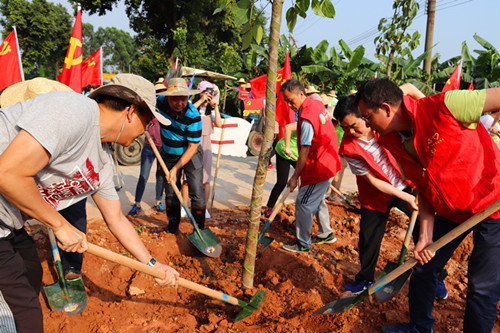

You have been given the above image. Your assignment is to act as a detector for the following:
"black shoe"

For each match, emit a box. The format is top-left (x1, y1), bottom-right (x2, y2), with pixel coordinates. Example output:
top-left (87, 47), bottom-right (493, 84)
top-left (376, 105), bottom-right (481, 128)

top-left (311, 233), bottom-right (337, 244)
top-left (64, 267), bottom-right (82, 280)
top-left (282, 242), bottom-right (309, 253)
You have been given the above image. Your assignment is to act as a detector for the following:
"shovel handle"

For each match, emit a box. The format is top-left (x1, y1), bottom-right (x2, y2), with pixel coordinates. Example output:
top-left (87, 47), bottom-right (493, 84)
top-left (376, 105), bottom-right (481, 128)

top-left (86, 243), bottom-right (240, 306)
top-left (209, 117), bottom-right (227, 213)
top-left (398, 210), bottom-right (418, 265)
top-left (370, 198), bottom-right (500, 295)
top-left (268, 187), bottom-right (292, 222)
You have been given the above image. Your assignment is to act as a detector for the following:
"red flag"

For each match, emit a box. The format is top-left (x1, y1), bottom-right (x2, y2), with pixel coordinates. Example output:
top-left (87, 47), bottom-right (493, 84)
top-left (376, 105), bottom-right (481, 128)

top-left (243, 97), bottom-right (265, 117)
top-left (82, 47), bottom-right (103, 87)
top-left (468, 81), bottom-right (474, 90)
top-left (0, 27), bottom-right (24, 92)
top-left (249, 73), bottom-right (267, 99)
top-left (58, 8), bottom-right (83, 93)
top-left (276, 49), bottom-right (294, 139)
top-left (441, 59), bottom-right (462, 93)
top-left (171, 57), bottom-right (179, 69)
top-left (372, 71), bottom-right (378, 80)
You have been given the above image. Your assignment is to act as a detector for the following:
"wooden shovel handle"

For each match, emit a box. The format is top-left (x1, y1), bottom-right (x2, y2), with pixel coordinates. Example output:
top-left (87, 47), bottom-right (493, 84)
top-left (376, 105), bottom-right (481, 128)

top-left (86, 243), bottom-right (239, 306)
top-left (403, 210), bottom-right (418, 249)
top-left (370, 198), bottom-right (500, 295)
top-left (268, 187), bottom-right (292, 222)
top-left (209, 117), bottom-right (227, 212)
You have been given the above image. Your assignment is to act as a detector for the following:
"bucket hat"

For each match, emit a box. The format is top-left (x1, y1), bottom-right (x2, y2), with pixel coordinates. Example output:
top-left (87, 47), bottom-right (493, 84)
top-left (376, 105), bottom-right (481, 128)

top-left (305, 85), bottom-right (320, 95)
top-left (0, 78), bottom-right (73, 108)
top-left (157, 78), bottom-right (202, 96)
top-left (89, 73), bottom-right (171, 126)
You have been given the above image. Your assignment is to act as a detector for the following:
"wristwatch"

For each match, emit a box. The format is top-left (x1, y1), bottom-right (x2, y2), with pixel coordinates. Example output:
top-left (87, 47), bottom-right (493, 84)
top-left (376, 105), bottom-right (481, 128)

top-left (147, 257), bottom-right (157, 267)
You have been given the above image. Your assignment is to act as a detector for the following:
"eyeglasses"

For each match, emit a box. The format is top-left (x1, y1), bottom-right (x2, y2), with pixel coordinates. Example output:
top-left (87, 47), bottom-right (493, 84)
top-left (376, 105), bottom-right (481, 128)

top-left (361, 101), bottom-right (391, 122)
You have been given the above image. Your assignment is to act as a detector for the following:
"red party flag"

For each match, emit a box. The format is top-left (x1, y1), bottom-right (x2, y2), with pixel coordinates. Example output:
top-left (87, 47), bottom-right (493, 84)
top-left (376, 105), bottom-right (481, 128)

top-left (0, 27), bottom-right (24, 92)
top-left (82, 47), bottom-right (103, 87)
top-left (58, 8), bottom-right (83, 93)
top-left (468, 81), bottom-right (474, 90)
top-left (441, 59), bottom-right (462, 93)
top-left (171, 57), bottom-right (179, 69)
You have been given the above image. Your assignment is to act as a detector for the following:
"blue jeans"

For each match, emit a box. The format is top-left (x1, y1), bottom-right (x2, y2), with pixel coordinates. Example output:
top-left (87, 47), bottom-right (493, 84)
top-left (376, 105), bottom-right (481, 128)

top-left (134, 144), bottom-right (165, 203)
top-left (409, 215), bottom-right (500, 333)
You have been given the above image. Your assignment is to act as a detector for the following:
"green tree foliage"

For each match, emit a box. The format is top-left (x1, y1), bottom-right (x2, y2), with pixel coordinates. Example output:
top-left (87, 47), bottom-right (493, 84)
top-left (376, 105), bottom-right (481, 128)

top-left (374, 0), bottom-right (420, 79)
top-left (0, 0), bottom-right (72, 78)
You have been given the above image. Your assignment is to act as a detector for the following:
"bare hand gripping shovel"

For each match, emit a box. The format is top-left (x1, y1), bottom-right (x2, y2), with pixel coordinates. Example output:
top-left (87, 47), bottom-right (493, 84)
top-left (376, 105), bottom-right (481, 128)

top-left (86, 243), bottom-right (266, 322)
top-left (43, 228), bottom-right (88, 314)
top-left (145, 132), bottom-right (222, 258)
top-left (375, 210), bottom-right (418, 302)
top-left (257, 187), bottom-right (292, 249)
top-left (315, 198), bottom-right (500, 315)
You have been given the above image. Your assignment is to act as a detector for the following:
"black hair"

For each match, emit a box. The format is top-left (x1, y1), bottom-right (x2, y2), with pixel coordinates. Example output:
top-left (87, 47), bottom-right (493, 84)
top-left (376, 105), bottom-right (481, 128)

top-left (192, 89), bottom-right (214, 115)
top-left (354, 78), bottom-right (403, 108)
top-left (94, 95), bottom-right (149, 118)
top-left (334, 95), bottom-right (361, 122)
top-left (280, 79), bottom-right (306, 94)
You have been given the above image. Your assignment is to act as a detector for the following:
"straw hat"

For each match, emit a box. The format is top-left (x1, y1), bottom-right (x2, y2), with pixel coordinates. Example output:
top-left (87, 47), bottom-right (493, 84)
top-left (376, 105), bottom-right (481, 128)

top-left (349, 89), bottom-right (357, 95)
top-left (242, 83), bottom-right (251, 89)
top-left (0, 78), bottom-right (73, 108)
top-left (157, 77), bottom-right (202, 96)
top-left (154, 77), bottom-right (167, 93)
top-left (237, 78), bottom-right (247, 84)
top-left (320, 93), bottom-right (334, 106)
top-left (89, 73), bottom-right (171, 126)
top-left (305, 85), bottom-right (320, 95)
top-left (328, 90), bottom-right (337, 97)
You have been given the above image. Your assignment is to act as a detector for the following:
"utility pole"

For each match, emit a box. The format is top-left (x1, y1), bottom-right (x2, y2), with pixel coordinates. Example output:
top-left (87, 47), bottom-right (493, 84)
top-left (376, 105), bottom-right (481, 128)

top-left (423, 0), bottom-right (436, 75)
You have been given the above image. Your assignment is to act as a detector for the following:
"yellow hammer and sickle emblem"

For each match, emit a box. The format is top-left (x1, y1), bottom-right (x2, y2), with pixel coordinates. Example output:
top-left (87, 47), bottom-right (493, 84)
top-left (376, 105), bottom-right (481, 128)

top-left (246, 101), bottom-right (251, 106)
top-left (0, 41), bottom-right (12, 56)
top-left (64, 37), bottom-right (82, 69)
top-left (277, 73), bottom-right (284, 84)
top-left (88, 56), bottom-right (95, 66)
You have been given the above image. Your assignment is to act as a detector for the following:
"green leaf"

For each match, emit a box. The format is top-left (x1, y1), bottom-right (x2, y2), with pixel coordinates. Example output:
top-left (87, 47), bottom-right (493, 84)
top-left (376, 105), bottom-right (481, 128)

top-left (296, 0), bottom-right (310, 18)
top-left (474, 34), bottom-right (499, 54)
top-left (311, 0), bottom-right (322, 16)
top-left (286, 7), bottom-right (298, 32)
top-left (301, 64), bottom-right (332, 74)
top-left (338, 39), bottom-right (352, 58)
top-left (253, 24), bottom-right (264, 45)
top-left (346, 45), bottom-right (365, 73)
top-left (403, 49), bottom-right (431, 75)
top-left (251, 44), bottom-right (268, 59)
top-left (213, 0), bottom-right (228, 15)
top-left (320, 0), bottom-right (335, 18)
top-left (313, 40), bottom-right (329, 62)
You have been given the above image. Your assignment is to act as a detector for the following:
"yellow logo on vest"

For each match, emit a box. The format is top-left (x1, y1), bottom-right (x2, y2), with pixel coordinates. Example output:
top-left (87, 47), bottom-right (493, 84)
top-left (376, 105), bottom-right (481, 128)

top-left (427, 132), bottom-right (444, 154)
top-left (0, 41), bottom-right (12, 56)
top-left (63, 37), bottom-right (82, 69)
top-left (319, 113), bottom-right (326, 124)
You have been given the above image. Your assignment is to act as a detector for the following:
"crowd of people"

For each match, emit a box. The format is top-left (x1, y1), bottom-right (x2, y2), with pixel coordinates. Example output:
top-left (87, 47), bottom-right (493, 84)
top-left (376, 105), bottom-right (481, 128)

top-left (0, 72), bottom-right (499, 333)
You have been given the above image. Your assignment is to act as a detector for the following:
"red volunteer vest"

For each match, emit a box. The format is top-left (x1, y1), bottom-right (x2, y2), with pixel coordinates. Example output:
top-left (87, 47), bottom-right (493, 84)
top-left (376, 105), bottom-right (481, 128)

top-left (340, 131), bottom-right (412, 212)
top-left (379, 94), bottom-right (500, 223)
top-left (297, 97), bottom-right (341, 186)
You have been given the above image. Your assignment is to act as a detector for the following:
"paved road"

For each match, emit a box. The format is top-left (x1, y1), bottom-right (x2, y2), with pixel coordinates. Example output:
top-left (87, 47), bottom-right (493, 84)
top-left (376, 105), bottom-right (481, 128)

top-left (86, 154), bottom-right (357, 220)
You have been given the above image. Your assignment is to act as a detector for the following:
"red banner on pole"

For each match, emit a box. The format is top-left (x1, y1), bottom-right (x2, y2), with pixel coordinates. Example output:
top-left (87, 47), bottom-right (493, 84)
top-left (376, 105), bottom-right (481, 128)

top-left (441, 59), bottom-right (462, 93)
top-left (0, 27), bottom-right (24, 92)
top-left (243, 97), bottom-right (265, 117)
top-left (58, 8), bottom-right (83, 93)
top-left (82, 47), bottom-right (103, 87)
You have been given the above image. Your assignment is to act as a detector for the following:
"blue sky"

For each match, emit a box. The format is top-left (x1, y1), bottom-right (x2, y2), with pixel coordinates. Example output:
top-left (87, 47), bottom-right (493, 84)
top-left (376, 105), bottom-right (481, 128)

top-left (56, 0), bottom-right (499, 63)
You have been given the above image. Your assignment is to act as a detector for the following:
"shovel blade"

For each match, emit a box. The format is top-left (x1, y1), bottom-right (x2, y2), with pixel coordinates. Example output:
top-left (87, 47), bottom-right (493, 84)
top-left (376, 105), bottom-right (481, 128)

top-left (378, 261), bottom-right (399, 280)
top-left (43, 277), bottom-right (88, 314)
top-left (187, 228), bottom-right (222, 257)
top-left (234, 289), bottom-right (267, 323)
top-left (375, 268), bottom-right (413, 303)
top-left (314, 296), bottom-right (357, 315)
top-left (258, 236), bottom-right (274, 249)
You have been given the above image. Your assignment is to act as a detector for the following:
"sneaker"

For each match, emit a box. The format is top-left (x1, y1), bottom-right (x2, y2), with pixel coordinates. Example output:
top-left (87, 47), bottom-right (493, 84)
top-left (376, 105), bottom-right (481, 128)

top-left (153, 203), bottom-right (165, 212)
top-left (205, 210), bottom-right (211, 219)
top-left (381, 322), bottom-right (424, 333)
top-left (435, 280), bottom-right (448, 300)
top-left (127, 204), bottom-right (142, 216)
top-left (282, 242), bottom-right (309, 253)
top-left (344, 279), bottom-right (375, 294)
top-left (312, 233), bottom-right (337, 244)
top-left (263, 207), bottom-right (273, 218)
top-left (64, 268), bottom-right (82, 280)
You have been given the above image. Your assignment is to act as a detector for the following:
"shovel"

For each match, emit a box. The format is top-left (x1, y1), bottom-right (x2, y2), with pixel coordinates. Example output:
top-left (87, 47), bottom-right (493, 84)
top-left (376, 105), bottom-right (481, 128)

top-left (145, 132), bottom-right (222, 258)
top-left (257, 187), bottom-right (292, 249)
top-left (329, 185), bottom-right (356, 208)
top-left (315, 198), bottom-right (500, 315)
top-left (86, 243), bottom-right (266, 322)
top-left (43, 228), bottom-right (87, 314)
top-left (375, 210), bottom-right (418, 302)
top-left (209, 117), bottom-right (227, 215)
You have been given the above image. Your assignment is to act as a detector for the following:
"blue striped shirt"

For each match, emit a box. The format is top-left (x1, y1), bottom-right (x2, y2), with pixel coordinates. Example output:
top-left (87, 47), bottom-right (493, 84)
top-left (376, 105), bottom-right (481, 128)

top-left (156, 96), bottom-right (202, 156)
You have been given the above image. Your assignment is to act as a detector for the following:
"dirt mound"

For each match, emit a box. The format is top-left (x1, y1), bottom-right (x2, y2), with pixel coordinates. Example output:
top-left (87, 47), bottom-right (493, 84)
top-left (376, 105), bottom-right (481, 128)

top-left (31, 199), bottom-right (499, 332)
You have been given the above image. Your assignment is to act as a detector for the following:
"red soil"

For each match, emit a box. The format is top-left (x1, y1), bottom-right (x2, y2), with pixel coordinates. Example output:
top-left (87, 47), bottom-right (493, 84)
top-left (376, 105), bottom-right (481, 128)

top-left (30, 197), bottom-right (500, 332)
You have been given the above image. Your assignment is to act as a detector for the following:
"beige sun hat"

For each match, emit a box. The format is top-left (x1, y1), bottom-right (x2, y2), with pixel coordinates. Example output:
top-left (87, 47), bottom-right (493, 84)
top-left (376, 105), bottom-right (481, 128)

top-left (237, 78), bottom-right (247, 84)
top-left (320, 93), bottom-right (334, 106)
top-left (305, 85), bottom-right (320, 95)
top-left (89, 73), bottom-right (171, 126)
top-left (157, 77), bottom-right (202, 97)
top-left (154, 77), bottom-right (167, 93)
top-left (0, 78), bottom-right (73, 108)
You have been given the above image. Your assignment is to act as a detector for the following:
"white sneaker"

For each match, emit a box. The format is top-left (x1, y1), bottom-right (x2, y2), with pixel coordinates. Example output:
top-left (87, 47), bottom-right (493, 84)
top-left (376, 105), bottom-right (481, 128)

top-left (205, 210), bottom-right (211, 219)
top-left (181, 209), bottom-right (187, 218)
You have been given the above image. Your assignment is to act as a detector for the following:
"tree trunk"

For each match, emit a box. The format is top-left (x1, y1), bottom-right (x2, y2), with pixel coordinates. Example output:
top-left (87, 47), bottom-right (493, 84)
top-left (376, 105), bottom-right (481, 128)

top-left (241, 0), bottom-right (284, 290)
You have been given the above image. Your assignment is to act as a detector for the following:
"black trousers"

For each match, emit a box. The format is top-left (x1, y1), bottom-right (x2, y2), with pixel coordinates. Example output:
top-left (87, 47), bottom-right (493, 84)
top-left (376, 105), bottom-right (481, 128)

top-left (266, 153), bottom-right (296, 208)
top-left (0, 228), bottom-right (43, 332)
top-left (59, 198), bottom-right (87, 271)
top-left (356, 186), bottom-right (415, 282)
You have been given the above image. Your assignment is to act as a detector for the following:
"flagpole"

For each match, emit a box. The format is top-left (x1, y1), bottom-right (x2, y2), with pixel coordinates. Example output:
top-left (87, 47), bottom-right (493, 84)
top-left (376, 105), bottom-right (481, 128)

top-left (99, 47), bottom-right (103, 86)
top-left (12, 26), bottom-right (24, 81)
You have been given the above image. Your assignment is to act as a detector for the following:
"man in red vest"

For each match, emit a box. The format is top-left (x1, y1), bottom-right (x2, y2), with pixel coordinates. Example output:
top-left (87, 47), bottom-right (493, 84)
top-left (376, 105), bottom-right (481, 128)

top-left (280, 79), bottom-right (341, 252)
top-left (355, 78), bottom-right (500, 333)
